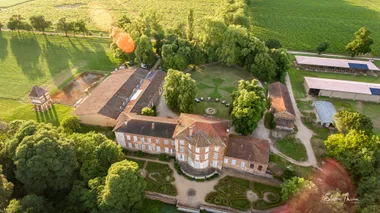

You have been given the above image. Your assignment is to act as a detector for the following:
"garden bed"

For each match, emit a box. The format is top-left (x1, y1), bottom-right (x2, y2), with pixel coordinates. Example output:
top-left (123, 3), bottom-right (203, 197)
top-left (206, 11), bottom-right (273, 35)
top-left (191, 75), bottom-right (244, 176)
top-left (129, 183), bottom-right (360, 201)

top-left (145, 162), bottom-right (177, 196)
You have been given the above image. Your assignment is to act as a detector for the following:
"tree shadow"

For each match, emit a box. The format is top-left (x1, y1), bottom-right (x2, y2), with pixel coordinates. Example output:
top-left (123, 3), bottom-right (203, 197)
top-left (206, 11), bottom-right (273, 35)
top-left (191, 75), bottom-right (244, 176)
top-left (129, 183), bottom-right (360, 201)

top-left (0, 32), bottom-right (8, 61)
top-left (37, 105), bottom-right (59, 126)
top-left (10, 34), bottom-right (43, 80)
top-left (42, 38), bottom-right (71, 83)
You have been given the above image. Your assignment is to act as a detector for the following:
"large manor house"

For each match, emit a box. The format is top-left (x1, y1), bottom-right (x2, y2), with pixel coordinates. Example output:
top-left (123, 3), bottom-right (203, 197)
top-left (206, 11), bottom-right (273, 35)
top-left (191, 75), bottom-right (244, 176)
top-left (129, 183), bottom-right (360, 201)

top-left (73, 67), bottom-right (272, 178)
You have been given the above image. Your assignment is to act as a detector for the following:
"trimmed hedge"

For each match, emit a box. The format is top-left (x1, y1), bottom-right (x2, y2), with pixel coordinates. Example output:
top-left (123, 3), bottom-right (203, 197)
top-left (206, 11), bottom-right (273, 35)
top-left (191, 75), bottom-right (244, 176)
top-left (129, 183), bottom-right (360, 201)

top-left (145, 162), bottom-right (177, 196)
top-left (264, 111), bottom-right (276, 129)
top-left (231, 199), bottom-right (251, 211)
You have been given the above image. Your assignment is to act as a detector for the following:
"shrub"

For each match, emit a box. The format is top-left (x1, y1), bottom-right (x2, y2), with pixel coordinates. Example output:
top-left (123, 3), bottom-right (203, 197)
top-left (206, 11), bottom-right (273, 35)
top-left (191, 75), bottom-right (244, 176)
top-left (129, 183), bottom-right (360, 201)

top-left (264, 112), bottom-right (276, 129)
top-left (136, 150), bottom-right (144, 157)
top-left (159, 154), bottom-right (170, 162)
top-left (265, 39), bottom-right (282, 49)
top-left (231, 199), bottom-right (250, 210)
top-left (61, 116), bottom-right (81, 133)
top-left (266, 193), bottom-right (278, 203)
top-left (141, 106), bottom-right (156, 116)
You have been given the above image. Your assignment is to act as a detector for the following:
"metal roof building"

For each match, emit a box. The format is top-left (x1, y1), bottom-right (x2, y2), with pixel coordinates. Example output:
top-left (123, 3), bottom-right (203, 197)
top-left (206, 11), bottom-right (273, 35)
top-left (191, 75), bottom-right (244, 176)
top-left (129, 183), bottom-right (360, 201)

top-left (296, 56), bottom-right (380, 71)
top-left (304, 77), bottom-right (380, 103)
top-left (314, 101), bottom-right (337, 127)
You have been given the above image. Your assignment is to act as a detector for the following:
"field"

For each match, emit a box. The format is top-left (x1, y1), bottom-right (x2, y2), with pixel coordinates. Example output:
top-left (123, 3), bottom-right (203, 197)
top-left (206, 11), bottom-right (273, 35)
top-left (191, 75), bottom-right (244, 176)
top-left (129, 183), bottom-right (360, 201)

top-left (249, 0), bottom-right (380, 54)
top-left (0, 31), bottom-right (116, 124)
top-left (0, 0), bottom-right (31, 7)
top-left (288, 67), bottom-right (380, 134)
top-left (0, 0), bottom-right (224, 32)
top-left (190, 64), bottom-right (252, 119)
top-left (276, 135), bottom-right (307, 161)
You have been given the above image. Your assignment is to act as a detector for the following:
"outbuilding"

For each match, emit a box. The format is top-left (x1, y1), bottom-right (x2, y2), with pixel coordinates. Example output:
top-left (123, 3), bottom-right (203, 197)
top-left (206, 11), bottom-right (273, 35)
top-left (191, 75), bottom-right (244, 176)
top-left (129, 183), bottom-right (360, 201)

top-left (313, 101), bottom-right (337, 127)
top-left (304, 77), bottom-right (380, 103)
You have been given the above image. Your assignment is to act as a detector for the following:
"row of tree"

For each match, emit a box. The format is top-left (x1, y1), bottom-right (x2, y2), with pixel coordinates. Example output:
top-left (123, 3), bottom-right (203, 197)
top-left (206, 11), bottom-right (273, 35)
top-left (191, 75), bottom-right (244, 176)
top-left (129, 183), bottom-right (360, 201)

top-left (4, 14), bottom-right (88, 36)
top-left (0, 118), bottom-right (145, 213)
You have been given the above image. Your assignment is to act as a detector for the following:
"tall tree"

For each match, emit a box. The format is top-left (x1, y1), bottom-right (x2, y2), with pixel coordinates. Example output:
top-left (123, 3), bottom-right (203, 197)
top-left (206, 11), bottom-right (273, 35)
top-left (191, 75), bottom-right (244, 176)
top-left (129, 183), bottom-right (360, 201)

top-left (11, 122), bottom-right (78, 194)
top-left (55, 18), bottom-right (74, 36)
top-left (7, 15), bottom-right (25, 32)
top-left (163, 69), bottom-right (197, 113)
top-left (346, 27), bottom-right (374, 57)
top-left (250, 52), bottom-right (276, 82)
top-left (61, 116), bottom-right (81, 134)
top-left (74, 20), bottom-right (88, 36)
top-left (0, 165), bottom-right (13, 209)
top-left (281, 176), bottom-right (317, 201)
top-left (5, 194), bottom-right (53, 213)
top-left (98, 160), bottom-right (145, 213)
top-left (333, 110), bottom-right (373, 134)
top-left (231, 79), bottom-right (266, 135)
top-left (29, 15), bottom-right (51, 33)
top-left (316, 42), bottom-right (329, 55)
top-left (186, 9), bottom-right (194, 41)
top-left (269, 48), bottom-right (291, 81)
top-left (162, 39), bottom-right (192, 70)
top-left (134, 34), bottom-right (156, 66)
top-left (218, 25), bottom-right (249, 66)
top-left (199, 18), bottom-right (227, 61)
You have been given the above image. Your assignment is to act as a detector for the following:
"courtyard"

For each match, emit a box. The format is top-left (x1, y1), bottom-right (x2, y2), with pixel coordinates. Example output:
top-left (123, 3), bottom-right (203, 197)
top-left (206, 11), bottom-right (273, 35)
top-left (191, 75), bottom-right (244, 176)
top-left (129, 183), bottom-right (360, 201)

top-left (190, 64), bottom-right (253, 119)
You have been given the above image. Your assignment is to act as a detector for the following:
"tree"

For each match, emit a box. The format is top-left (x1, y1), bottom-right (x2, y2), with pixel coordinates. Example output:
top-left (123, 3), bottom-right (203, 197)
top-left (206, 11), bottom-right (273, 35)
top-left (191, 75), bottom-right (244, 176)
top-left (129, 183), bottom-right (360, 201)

top-left (0, 22), bottom-right (4, 32)
top-left (98, 160), bottom-right (145, 213)
top-left (162, 39), bottom-right (192, 70)
top-left (269, 48), bottom-right (290, 81)
top-left (199, 18), bottom-right (227, 61)
top-left (231, 80), bottom-right (266, 135)
top-left (7, 15), bottom-right (25, 32)
top-left (164, 69), bottom-right (197, 113)
top-left (12, 122), bottom-right (78, 194)
top-left (5, 194), bottom-right (53, 213)
top-left (316, 42), bottom-right (329, 55)
top-left (281, 176), bottom-right (317, 201)
top-left (0, 165), bottom-right (13, 209)
top-left (346, 27), bottom-right (374, 57)
top-left (29, 15), bottom-right (51, 33)
top-left (222, 0), bottom-right (249, 28)
top-left (61, 116), bottom-right (81, 134)
top-left (333, 110), bottom-right (373, 134)
top-left (134, 34), bottom-right (156, 66)
top-left (117, 15), bottom-right (131, 29)
top-left (55, 18), bottom-right (74, 36)
top-left (141, 107), bottom-right (156, 116)
top-left (250, 52), bottom-right (276, 82)
top-left (186, 9), bottom-right (194, 41)
top-left (265, 39), bottom-right (282, 49)
top-left (74, 20), bottom-right (88, 36)
top-left (218, 25), bottom-right (249, 66)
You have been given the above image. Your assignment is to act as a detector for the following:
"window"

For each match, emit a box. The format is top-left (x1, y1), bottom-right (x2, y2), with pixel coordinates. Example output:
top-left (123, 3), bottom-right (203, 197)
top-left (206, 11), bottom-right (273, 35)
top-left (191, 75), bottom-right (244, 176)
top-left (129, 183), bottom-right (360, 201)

top-left (224, 158), bottom-right (228, 164)
top-left (250, 163), bottom-right (254, 168)
top-left (172, 140), bottom-right (175, 146)
top-left (165, 147), bottom-right (169, 153)
top-left (214, 146), bottom-right (220, 152)
top-left (241, 162), bottom-right (245, 168)
top-left (142, 145), bottom-right (146, 150)
top-left (180, 147), bottom-right (185, 152)
top-left (180, 140), bottom-right (185, 145)
top-left (128, 143), bottom-right (132, 148)
top-left (155, 138), bottom-right (160, 144)
top-left (213, 153), bottom-right (218, 159)
top-left (171, 148), bottom-right (175, 154)
top-left (195, 154), bottom-right (199, 160)
top-left (149, 145), bottom-right (153, 151)
top-left (141, 137), bottom-right (145, 142)
top-left (205, 153), bottom-right (208, 160)
top-left (258, 165), bottom-right (263, 171)
top-left (147, 138), bottom-right (151, 143)
top-left (194, 162), bottom-right (200, 169)
top-left (195, 148), bottom-right (200, 153)
top-left (156, 147), bottom-right (161, 152)
top-left (188, 144), bottom-right (192, 149)
top-left (133, 136), bottom-right (137, 142)
top-left (134, 144), bottom-right (139, 149)
top-left (212, 160), bottom-right (218, 168)
top-left (164, 140), bottom-right (169, 145)
top-left (232, 160), bottom-right (236, 165)
top-left (126, 135), bottom-right (131, 140)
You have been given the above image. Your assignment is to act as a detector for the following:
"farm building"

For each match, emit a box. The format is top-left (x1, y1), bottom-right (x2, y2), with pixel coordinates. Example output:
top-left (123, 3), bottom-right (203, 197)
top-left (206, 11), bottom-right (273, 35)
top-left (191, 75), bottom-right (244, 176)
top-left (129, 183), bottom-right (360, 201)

top-left (295, 56), bottom-right (380, 72)
top-left (74, 68), bottom-right (166, 127)
top-left (304, 77), bottom-right (380, 103)
top-left (313, 101), bottom-right (337, 127)
top-left (29, 85), bottom-right (53, 112)
top-left (268, 82), bottom-right (295, 131)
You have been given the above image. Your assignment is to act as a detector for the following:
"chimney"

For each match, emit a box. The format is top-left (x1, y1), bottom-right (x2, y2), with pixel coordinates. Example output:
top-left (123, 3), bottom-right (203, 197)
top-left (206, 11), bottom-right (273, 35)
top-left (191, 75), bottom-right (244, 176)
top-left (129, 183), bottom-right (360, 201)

top-left (152, 122), bottom-right (155, 129)
top-left (189, 126), bottom-right (193, 136)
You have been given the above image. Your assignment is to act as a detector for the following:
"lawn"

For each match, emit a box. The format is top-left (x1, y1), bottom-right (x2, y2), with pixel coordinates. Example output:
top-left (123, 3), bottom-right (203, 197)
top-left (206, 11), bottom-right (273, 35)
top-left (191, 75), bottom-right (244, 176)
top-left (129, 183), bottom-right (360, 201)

top-left (248, 0), bottom-right (380, 54)
top-left (0, 0), bottom-right (31, 7)
top-left (145, 162), bottom-right (177, 196)
top-left (141, 199), bottom-right (181, 213)
top-left (205, 176), bottom-right (283, 210)
top-left (276, 135), bottom-right (308, 161)
top-left (0, 0), bottom-right (224, 32)
top-left (0, 31), bottom-right (116, 124)
top-left (269, 154), bottom-right (314, 179)
top-left (126, 157), bottom-right (146, 169)
top-left (190, 64), bottom-right (252, 119)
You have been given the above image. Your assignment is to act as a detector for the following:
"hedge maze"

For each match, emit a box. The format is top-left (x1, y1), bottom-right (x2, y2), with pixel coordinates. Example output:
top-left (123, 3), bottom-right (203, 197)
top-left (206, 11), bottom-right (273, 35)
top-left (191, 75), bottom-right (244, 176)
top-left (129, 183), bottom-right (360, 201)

top-left (145, 162), bottom-right (177, 196)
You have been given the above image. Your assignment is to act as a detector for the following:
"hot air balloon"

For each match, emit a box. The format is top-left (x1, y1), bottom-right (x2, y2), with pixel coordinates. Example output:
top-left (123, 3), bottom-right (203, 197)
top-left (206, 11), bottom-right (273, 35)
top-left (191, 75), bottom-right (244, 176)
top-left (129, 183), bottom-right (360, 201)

top-left (111, 28), bottom-right (135, 53)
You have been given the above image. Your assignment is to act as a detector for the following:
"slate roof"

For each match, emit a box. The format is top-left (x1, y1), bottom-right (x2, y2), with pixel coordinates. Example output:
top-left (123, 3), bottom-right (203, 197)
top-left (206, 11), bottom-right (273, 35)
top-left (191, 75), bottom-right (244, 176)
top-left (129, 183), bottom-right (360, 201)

top-left (130, 70), bottom-right (166, 114)
top-left (74, 68), bottom-right (149, 120)
top-left (226, 135), bottom-right (269, 165)
top-left (114, 115), bottom-right (177, 139)
top-left (268, 82), bottom-right (295, 118)
top-left (29, 85), bottom-right (48, 97)
top-left (173, 114), bottom-right (230, 147)
top-left (314, 101), bottom-right (337, 124)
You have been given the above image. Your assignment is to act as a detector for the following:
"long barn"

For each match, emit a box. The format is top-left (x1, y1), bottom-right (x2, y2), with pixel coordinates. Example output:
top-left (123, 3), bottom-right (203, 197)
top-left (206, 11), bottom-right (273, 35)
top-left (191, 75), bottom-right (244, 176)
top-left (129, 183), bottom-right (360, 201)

top-left (304, 77), bottom-right (380, 103)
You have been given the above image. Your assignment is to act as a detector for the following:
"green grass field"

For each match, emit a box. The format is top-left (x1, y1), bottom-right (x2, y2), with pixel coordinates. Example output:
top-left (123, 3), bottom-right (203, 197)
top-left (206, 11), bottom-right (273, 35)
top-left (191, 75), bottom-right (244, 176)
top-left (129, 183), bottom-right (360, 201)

top-left (191, 64), bottom-right (252, 119)
top-left (249, 0), bottom-right (380, 54)
top-left (0, 0), bottom-right (31, 7)
top-left (0, 31), bottom-right (116, 124)
top-left (0, 0), bottom-right (224, 32)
